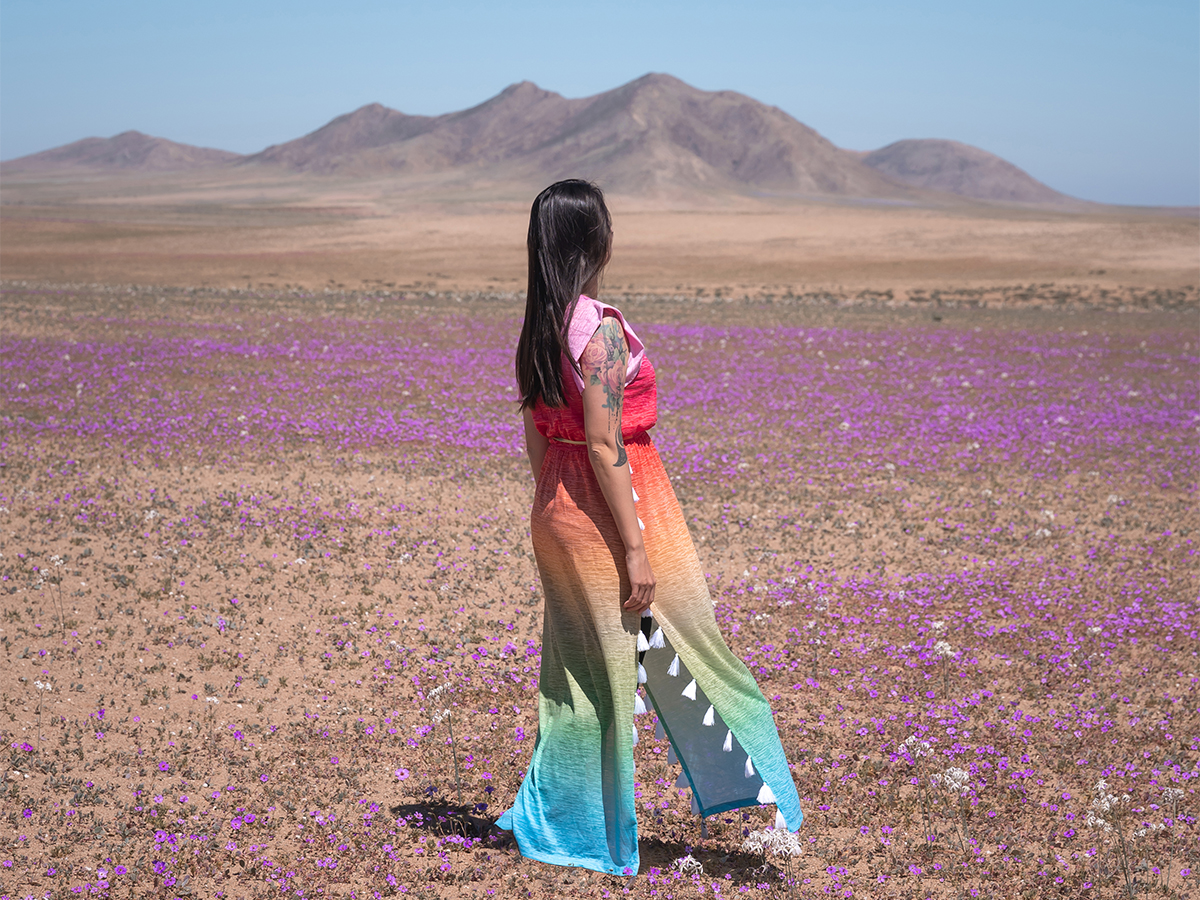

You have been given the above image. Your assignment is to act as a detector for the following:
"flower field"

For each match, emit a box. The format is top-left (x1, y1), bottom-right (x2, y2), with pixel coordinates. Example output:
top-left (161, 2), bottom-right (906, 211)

top-left (1, 283), bottom-right (1196, 899)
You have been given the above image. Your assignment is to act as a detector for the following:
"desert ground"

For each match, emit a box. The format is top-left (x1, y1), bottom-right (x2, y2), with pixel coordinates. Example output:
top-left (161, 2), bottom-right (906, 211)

top-left (1, 169), bottom-right (1197, 300)
top-left (0, 187), bottom-right (1197, 899)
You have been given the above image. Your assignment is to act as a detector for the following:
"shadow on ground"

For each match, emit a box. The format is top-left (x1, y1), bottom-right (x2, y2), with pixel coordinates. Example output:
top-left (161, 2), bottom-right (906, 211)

top-left (390, 801), bottom-right (496, 839)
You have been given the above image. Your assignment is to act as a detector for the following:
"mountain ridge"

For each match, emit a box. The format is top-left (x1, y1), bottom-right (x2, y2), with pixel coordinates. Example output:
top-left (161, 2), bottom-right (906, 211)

top-left (1, 130), bottom-right (240, 172)
top-left (860, 139), bottom-right (1070, 205)
top-left (242, 73), bottom-right (910, 199)
top-left (1, 76), bottom-right (1080, 206)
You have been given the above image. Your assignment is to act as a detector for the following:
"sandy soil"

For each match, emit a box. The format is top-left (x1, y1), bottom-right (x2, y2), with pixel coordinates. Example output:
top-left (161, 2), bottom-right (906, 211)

top-left (0, 284), bottom-right (1195, 898)
top-left (2, 171), bottom-right (1196, 298)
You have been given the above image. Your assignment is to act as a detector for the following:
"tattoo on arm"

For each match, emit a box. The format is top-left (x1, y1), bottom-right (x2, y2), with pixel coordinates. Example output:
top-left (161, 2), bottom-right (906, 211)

top-left (580, 317), bottom-right (629, 467)
top-left (613, 430), bottom-right (628, 468)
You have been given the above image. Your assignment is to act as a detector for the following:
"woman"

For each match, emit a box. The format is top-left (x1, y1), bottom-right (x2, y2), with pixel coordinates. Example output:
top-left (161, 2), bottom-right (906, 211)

top-left (496, 180), bottom-right (802, 876)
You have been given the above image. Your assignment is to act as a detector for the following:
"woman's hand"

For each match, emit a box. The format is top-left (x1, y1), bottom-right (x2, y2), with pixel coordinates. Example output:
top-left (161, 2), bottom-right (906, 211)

top-left (623, 546), bottom-right (656, 613)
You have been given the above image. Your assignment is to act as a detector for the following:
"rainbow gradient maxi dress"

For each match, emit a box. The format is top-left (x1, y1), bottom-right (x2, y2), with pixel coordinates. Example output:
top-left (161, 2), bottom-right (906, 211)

top-left (496, 296), bottom-right (803, 875)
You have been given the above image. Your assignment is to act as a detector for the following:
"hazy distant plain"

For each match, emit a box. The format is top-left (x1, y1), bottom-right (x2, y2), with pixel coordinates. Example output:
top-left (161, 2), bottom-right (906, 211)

top-left (2, 175), bottom-right (1196, 299)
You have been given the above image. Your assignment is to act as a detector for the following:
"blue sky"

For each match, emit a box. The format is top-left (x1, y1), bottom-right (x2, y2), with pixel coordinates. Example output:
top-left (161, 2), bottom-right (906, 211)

top-left (2, 0), bottom-right (1196, 206)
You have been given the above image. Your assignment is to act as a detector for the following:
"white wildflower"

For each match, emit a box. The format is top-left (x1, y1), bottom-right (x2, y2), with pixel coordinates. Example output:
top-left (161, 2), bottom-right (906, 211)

top-left (934, 766), bottom-right (971, 795)
top-left (743, 828), bottom-right (803, 858)
top-left (742, 830), bottom-right (769, 852)
top-left (674, 853), bottom-right (703, 874)
top-left (931, 620), bottom-right (946, 632)
top-left (427, 683), bottom-right (455, 723)
top-left (902, 734), bottom-right (931, 760)
top-left (1133, 823), bottom-right (1165, 839)
top-left (1084, 779), bottom-right (1129, 833)
top-left (34, 680), bottom-right (52, 692)
top-left (933, 640), bottom-right (955, 659)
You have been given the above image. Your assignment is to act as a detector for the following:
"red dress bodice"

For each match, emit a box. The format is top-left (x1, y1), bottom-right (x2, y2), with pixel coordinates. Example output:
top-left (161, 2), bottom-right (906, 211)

top-left (532, 354), bottom-right (657, 444)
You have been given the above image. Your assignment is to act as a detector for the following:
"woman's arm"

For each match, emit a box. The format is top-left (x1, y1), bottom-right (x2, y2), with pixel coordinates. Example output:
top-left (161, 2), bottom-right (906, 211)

top-left (580, 316), bottom-right (656, 613)
top-left (522, 407), bottom-right (549, 482)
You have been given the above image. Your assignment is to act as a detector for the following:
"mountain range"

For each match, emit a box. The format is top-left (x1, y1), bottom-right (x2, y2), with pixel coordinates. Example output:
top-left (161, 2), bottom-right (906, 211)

top-left (3, 129), bottom-right (240, 172)
top-left (0, 73), bottom-right (1077, 206)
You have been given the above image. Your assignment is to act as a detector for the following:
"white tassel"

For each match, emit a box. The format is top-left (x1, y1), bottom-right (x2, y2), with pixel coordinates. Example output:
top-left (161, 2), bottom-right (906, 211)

top-left (641, 608), bottom-right (654, 619)
top-left (637, 516), bottom-right (645, 531)
top-left (637, 664), bottom-right (647, 684)
top-left (628, 461), bottom-right (634, 474)
top-left (757, 784), bottom-right (776, 804)
top-left (745, 757), bottom-right (755, 778)
top-left (682, 679), bottom-right (697, 700)
top-left (649, 627), bottom-right (665, 649)
top-left (667, 744), bottom-right (678, 765)
top-left (634, 693), bottom-right (647, 715)
top-left (667, 654), bottom-right (680, 677)
top-left (632, 723), bottom-right (638, 746)
top-left (690, 793), bottom-right (700, 815)
top-left (632, 486), bottom-right (640, 502)
top-left (655, 719), bottom-right (666, 740)
top-left (675, 772), bottom-right (689, 789)
top-left (775, 809), bottom-right (787, 830)
top-left (637, 631), bottom-right (649, 652)
top-left (722, 729), bottom-right (733, 752)
top-left (702, 704), bottom-right (715, 726)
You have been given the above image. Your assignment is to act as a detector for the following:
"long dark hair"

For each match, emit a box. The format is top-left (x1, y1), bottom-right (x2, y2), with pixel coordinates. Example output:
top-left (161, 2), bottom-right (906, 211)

top-left (515, 179), bottom-right (612, 410)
